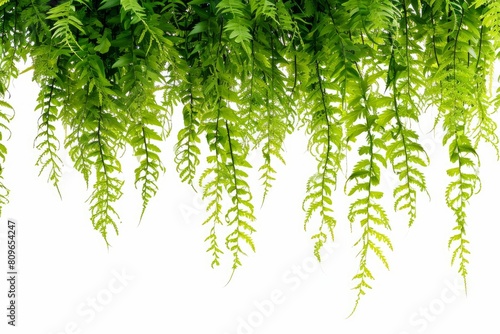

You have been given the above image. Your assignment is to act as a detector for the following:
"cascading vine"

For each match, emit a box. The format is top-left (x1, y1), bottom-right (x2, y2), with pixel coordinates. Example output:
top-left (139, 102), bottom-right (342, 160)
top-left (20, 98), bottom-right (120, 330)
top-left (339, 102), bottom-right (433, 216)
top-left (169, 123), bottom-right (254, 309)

top-left (1, 0), bottom-right (499, 313)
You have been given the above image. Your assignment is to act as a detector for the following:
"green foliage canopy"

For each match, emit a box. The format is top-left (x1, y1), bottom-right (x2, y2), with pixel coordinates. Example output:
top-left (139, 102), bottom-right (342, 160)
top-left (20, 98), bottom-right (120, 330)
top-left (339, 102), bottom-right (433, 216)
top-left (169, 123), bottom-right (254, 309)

top-left (1, 0), bottom-right (500, 312)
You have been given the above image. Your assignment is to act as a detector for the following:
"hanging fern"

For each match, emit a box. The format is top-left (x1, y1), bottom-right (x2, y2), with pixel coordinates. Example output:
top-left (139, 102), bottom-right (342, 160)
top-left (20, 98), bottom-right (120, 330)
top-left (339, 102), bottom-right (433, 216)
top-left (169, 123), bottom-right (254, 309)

top-left (2, 0), bottom-right (500, 313)
top-left (300, 3), bottom-right (344, 262)
top-left (344, 63), bottom-right (394, 316)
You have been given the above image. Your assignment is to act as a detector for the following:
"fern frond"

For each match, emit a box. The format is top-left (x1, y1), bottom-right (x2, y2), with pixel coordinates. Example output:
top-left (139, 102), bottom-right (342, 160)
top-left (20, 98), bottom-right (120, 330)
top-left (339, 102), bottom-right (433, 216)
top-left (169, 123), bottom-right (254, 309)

top-left (119, 0), bottom-right (174, 57)
top-left (474, 0), bottom-right (500, 46)
top-left (197, 21), bottom-right (232, 269)
top-left (249, 0), bottom-right (277, 21)
top-left (247, 26), bottom-right (291, 204)
top-left (224, 120), bottom-right (256, 273)
top-left (175, 85), bottom-right (202, 186)
top-left (0, 99), bottom-right (13, 214)
top-left (200, 110), bottom-right (228, 268)
top-left (64, 83), bottom-right (94, 187)
top-left (116, 40), bottom-right (168, 222)
top-left (297, 4), bottom-right (349, 262)
top-left (34, 77), bottom-right (63, 197)
top-left (426, 2), bottom-right (481, 289)
top-left (343, 0), bottom-right (401, 44)
top-left (302, 61), bottom-right (343, 261)
top-left (344, 66), bottom-right (392, 316)
top-left (0, 22), bottom-right (20, 215)
top-left (200, 166), bottom-right (225, 268)
top-left (380, 37), bottom-right (429, 226)
top-left (46, 0), bottom-right (85, 55)
top-left (86, 111), bottom-right (124, 246)
top-left (468, 25), bottom-right (499, 156)
top-left (128, 115), bottom-right (165, 222)
top-left (172, 9), bottom-right (205, 187)
top-left (217, 0), bottom-right (252, 48)
top-left (119, 0), bottom-right (146, 24)
top-left (444, 133), bottom-right (479, 291)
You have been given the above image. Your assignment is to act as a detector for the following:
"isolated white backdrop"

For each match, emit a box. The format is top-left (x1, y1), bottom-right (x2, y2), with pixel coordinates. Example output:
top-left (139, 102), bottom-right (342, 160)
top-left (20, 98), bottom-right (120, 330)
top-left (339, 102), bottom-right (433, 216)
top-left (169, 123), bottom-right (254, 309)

top-left (1, 64), bottom-right (499, 334)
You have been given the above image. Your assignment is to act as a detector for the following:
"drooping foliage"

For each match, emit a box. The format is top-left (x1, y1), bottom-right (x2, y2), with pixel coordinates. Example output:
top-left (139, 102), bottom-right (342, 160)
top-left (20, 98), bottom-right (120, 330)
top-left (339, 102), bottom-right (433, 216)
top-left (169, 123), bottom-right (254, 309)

top-left (1, 0), bottom-right (499, 312)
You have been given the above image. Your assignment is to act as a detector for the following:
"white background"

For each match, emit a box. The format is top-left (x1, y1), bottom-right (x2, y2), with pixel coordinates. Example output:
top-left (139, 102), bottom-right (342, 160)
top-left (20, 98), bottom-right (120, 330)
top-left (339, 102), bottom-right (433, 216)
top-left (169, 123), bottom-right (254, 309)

top-left (1, 64), bottom-right (500, 334)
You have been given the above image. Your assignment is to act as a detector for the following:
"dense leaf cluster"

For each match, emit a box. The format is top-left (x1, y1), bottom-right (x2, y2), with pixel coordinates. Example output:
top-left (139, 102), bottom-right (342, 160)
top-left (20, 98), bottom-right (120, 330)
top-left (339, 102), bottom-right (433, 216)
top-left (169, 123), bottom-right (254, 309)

top-left (1, 0), bottom-right (499, 311)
